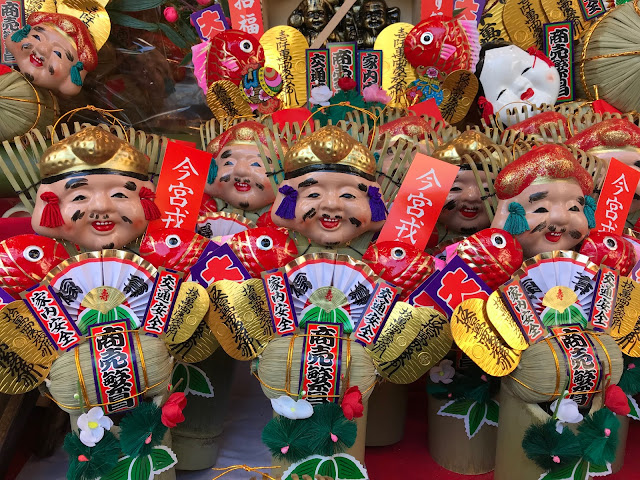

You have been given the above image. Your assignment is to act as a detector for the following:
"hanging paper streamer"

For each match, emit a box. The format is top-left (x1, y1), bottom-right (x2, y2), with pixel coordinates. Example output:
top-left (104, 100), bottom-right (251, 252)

top-left (593, 158), bottom-right (640, 235)
top-left (261, 26), bottom-right (309, 108)
top-left (374, 23), bottom-right (417, 107)
top-left (378, 153), bottom-right (459, 250)
top-left (306, 48), bottom-right (330, 96)
top-left (300, 322), bottom-right (342, 405)
top-left (190, 4), bottom-right (230, 42)
top-left (0, 0), bottom-right (24, 65)
top-left (587, 266), bottom-right (618, 332)
top-left (262, 270), bottom-right (298, 336)
top-left (228, 0), bottom-right (265, 39)
top-left (358, 50), bottom-right (383, 89)
top-left (328, 42), bottom-right (356, 93)
top-left (543, 21), bottom-right (574, 102)
top-left (352, 281), bottom-right (399, 347)
top-left (142, 268), bottom-right (183, 336)
top-left (147, 141), bottom-right (211, 234)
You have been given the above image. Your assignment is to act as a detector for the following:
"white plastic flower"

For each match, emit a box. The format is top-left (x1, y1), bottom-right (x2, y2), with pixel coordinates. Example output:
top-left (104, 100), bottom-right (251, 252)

top-left (551, 397), bottom-right (583, 433)
top-left (77, 407), bottom-right (113, 447)
top-left (429, 359), bottom-right (455, 384)
top-left (309, 85), bottom-right (333, 106)
top-left (271, 395), bottom-right (314, 420)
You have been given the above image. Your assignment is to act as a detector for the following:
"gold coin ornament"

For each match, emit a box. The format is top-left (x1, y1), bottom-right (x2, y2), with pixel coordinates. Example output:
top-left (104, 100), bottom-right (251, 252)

top-left (439, 70), bottom-right (479, 124)
top-left (164, 282), bottom-right (210, 345)
top-left (503, 0), bottom-right (549, 49)
top-left (166, 319), bottom-right (220, 363)
top-left (260, 26), bottom-right (309, 108)
top-left (540, 0), bottom-right (588, 38)
top-left (206, 279), bottom-right (273, 360)
top-left (486, 290), bottom-right (530, 351)
top-left (206, 81), bottom-right (254, 121)
top-left (451, 298), bottom-right (522, 376)
top-left (374, 23), bottom-right (417, 108)
top-left (479, 0), bottom-right (511, 45)
top-left (56, 0), bottom-right (111, 50)
top-left (616, 319), bottom-right (640, 357)
top-left (611, 277), bottom-right (640, 339)
top-left (0, 301), bottom-right (57, 394)
top-left (24, 0), bottom-right (57, 16)
top-left (375, 307), bottom-right (453, 384)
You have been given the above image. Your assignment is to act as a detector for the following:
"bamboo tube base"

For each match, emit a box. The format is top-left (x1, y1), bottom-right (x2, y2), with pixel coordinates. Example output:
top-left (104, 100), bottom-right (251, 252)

top-left (365, 382), bottom-right (408, 446)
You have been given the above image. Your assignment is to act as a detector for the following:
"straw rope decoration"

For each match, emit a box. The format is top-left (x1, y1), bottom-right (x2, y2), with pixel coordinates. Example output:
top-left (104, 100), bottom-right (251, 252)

top-left (578, 0), bottom-right (640, 113)
top-left (0, 109), bottom-right (170, 213)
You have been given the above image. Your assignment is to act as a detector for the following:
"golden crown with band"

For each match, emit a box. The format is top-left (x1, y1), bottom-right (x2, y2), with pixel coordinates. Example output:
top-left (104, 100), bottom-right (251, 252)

top-left (431, 130), bottom-right (497, 165)
top-left (39, 126), bottom-right (150, 179)
top-left (284, 126), bottom-right (376, 176)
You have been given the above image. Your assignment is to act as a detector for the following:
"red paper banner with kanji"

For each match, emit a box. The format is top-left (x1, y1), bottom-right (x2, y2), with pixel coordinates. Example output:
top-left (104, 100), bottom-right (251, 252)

top-left (421, 0), bottom-right (454, 18)
top-left (147, 141), bottom-right (210, 234)
top-left (229, 0), bottom-right (264, 39)
top-left (593, 158), bottom-right (640, 235)
top-left (377, 153), bottom-right (459, 250)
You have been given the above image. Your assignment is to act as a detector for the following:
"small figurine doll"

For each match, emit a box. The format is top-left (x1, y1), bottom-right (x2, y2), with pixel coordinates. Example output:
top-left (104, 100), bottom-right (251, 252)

top-left (272, 126), bottom-right (387, 247)
top-left (205, 121), bottom-right (283, 212)
top-left (432, 130), bottom-right (495, 237)
top-left (565, 118), bottom-right (640, 227)
top-left (357, 0), bottom-right (399, 49)
top-left (32, 126), bottom-right (160, 250)
top-left (491, 144), bottom-right (596, 258)
top-left (6, 12), bottom-right (98, 96)
top-left (476, 41), bottom-right (560, 126)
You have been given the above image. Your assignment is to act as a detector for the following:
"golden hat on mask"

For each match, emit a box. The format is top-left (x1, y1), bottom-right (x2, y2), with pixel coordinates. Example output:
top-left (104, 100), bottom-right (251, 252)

top-left (39, 126), bottom-right (149, 181)
top-left (431, 130), bottom-right (497, 165)
top-left (284, 126), bottom-right (376, 179)
top-left (206, 120), bottom-right (286, 158)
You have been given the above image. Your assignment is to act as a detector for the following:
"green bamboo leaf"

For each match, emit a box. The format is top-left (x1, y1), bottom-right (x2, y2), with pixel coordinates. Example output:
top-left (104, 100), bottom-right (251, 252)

top-left (176, 19), bottom-right (200, 44)
top-left (588, 462), bottom-right (611, 474)
top-left (628, 395), bottom-right (640, 420)
top-left (109, 12), bottom-right (159, 31)
top-left (150, 446), bottom-right (177, 473)
top-left (108, 0), bottom-right (166, 12)
top-left (171, 363), bottom-right (188, 394)
top-left (180, 51), bottom-right (193, 67)
top-left (467, 402), bottom-right (487, 438)
top-left (486, 399), bottom-right (499, 424)
top-left (572, 459), bottom-right (588, 480)
top-left (101, 456), bottom-right (134, 480)
top-left (283, 457), bottom-right (323, 480)
top-left (157, 23), bottom-right (189, 49)
top-left (439, 398), bottom-right (474, 416)
top-left (334, 455), bottom-right (367, 479)
top-left (540, 461), bottom-right (578, 480)
top-left (129, 455), bottom-right (152, 480)
top-left (317, 459), bottom-right (337, 478)
top-left (187, 364), bottom-right (214, 397)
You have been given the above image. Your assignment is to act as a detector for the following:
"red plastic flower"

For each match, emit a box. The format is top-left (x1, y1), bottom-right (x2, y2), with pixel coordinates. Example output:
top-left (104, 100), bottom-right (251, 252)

top-left (605, 385), bottom-right (630, 416)
top-left (161, 392), bottom-right (187, 428)
top-left (337, 76), bottom-right (357, 92)
top-left (341, 386), bottom-right (364, 420)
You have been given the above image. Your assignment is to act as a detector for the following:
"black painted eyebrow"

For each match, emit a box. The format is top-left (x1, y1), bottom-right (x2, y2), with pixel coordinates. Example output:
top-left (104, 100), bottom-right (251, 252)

top-left (65, 178), bottom-right (88, 189)
top-left (577, 196), bottom-right (585, 206)
top-left (358, 183), bottom-right (367, 192)
top-left (298, 178), bottom-right (319, 188)
top-left (221, 150), bottom-right (233, 159)
top-left (65, 50), bottom-right (74, 61)
top-left (529, 191), bottom-right (548, 203)
top-left (124, 181), bottom-right (137, 191)
top-left (33, 26), bottom-right (45, 32)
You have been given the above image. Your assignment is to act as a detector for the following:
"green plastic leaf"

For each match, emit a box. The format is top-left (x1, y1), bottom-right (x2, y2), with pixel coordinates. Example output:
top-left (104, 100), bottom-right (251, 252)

top-left (628, 395), bottom-right (640, 420)
top-left (588, 462), bottom-right (611, 475)
top-left (572, 459), bottom-right (588, 480)
top-left (108, 0), bottom-right (166, 12)
top-left (318, 459), bottom-right (337, 478)
top-left (109, 11), bottom-right (158, 31)
top-left (179, 51), bottom-right (193, 67)
top-left (157, 23), bottom-right (189, 49)
top-left (468, 402), bottom-right (487, 438)
top-left (439, 398), bottom-right (474, 416)
top-left (187, 364), bottom-right (214, 397)
top-left (486, 399), bottom-right (499, 425)
top-left (538, 460), bottom-right (591, 480)
top-left (101, 456), bottom-right (134, 480)
top-left (334, 454), bottom-right (367, 479)
top-left (282, 456), bottom-right (323, 480)
top-left (150, 446), bottom-right (177, 473)
top-left (171, 363), bottom-right (188, 394)
top-left (129, 455), bottom-right (152, 480)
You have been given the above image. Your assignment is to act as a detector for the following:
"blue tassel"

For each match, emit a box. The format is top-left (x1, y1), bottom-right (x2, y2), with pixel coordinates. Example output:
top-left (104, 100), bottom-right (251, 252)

top-left (11, 25), bottom-right (31, 43)
top-left (504, 202), bottom-right (529, 235)
top-left (373, 151), bottom-right (381, 166)
top-left (275, 185), bottom-right (298, 219)
top-left (207, 157), bottom-right (218, 184)
top-left (584, 195), bottom-right (596, 229)
top-left (70, 62), bottom-right (84, 87)
top-left (368, 186), bottom-right (387, 222)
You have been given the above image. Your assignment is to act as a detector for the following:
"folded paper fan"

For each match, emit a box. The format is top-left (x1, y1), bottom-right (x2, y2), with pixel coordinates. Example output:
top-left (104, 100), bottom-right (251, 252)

top-left (197, 211), bottom-right (255, 240)
top-left (513, 251), bottom-right (599, 328)
top-left (45, 250), bottom-right (157, 334)
top-left (284, 253), bottom-right (378, 333)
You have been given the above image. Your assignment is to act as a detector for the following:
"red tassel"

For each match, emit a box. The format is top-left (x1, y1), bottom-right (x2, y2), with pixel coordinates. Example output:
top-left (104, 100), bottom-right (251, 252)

top-left (139, 187), bottom-right (161, 221)
top-left (478, 96), bottom-right (494, 123)
top-left (39, 192), bottom-right (64, 228)
top-left (526, 47), bottom-right (555, 68)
